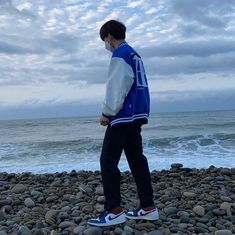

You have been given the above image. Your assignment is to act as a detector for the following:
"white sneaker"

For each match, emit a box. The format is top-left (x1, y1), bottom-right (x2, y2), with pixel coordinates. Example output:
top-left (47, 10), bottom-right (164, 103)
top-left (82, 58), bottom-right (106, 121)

top-left (88, 209), bottom-right (126, 227)
top-left (125, 206), bottom-right (159, 220)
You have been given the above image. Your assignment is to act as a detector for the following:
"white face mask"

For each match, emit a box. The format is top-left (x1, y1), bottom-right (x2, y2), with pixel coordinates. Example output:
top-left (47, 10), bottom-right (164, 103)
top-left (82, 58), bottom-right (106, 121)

top-left (105, 41), bottom-right (115, 52)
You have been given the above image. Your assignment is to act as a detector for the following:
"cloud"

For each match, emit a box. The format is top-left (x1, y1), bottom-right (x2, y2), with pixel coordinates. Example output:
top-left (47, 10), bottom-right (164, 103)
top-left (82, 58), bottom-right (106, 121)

top-left (0, 0), bottom-right (235, 117)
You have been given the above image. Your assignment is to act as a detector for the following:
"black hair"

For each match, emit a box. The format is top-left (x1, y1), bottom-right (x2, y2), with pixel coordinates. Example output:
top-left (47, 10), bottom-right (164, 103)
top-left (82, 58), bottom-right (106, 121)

top-left (99, 20), bottom-right (126, 41)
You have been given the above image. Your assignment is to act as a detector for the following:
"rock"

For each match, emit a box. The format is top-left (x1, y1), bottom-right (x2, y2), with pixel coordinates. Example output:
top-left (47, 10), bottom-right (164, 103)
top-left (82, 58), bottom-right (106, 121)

top-left (11, 184), bottom-right (27, 193)
top-left (58, 221), bottom-right (76, 228)
top-left (73, 226), bottom-right (85, 234)
top-left (82, 205), bottom-right (93, 213)
top-left (97, 196), bottom-right (106, 203)
top-left (50, 230), bottom-right (57, 235)
top-left (83, 227), bottom-right (102, 235)
top-left (95, 186), bottom-right (104, 195)
top-left (24, 198), bottom-right (35, 208)
top-left (220, 196), bottom-right (232, 202)
top-left (164, 207), bottom-right (178, 216)
top-left (215, 230), bottom-right (233, 235)
top-left (124, 225), bottom-right (134, 234)
top-left (183, 192), bottom-right (196, 198)
top-left (0, 199), bottom-right (12, 207)
top-left (213, 209), bottom-right (226, 216)
top-left (46, 195), bottom-right (59, 203)
top-left (0, 231), bottom-right (8, 235)
top-left (79, 184), bottom-right (93, 194)
top-left (135, 222), bottom-right (155, 230)
top-left (95, 204), bottom-right (105, 213)
top-left (19, 225), bottom-right (31, 233)
top-left (149, 230), bottom-right (164, 235)
top-left (171, 163), bottom-right (183, 168)
top-left (31, 190), bottom-right (43, 197)
top-left (0, 211), bottom-right (6, 221)
top-left (168, 173), bottom-right (181, 177)
top-left (114, 227), bottom-right (123, 234)
top-left (195, 226), bottom-right (208, 233)
top-left (45, 209), bottom-right (57, 225)
top-left (220, 202), bottom-right (232, 216)
top-left (193, 205), bottom-right (205, 216)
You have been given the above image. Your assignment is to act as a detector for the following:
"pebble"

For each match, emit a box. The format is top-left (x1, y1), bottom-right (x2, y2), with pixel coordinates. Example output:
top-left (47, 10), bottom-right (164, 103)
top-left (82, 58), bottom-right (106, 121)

top-left (215, 230), bottom-right (233, 235)
top-left (19, 225), bottom-right (31, 233)
top-left (213, 208), bottom-right (226, 216)
top-left (183, 192), bottom-right (196, 198)
top-left (0, 200), bottom-right (12, 207)
top-left (164, 207), bottom-right (178, 215)
top-left (0, 166), bottom-right (234, 235)
top-left (193, 205), bottom-right (205, 216)
top-left (24, 198), bottom-right (35, 208)
top-left (83, 227), bottom-right (102, 235)
top-left (0, 211), bottom-right (6, 221)
top-left (97, 195), bottom-right (106, 203)
top-left (79, 184), bottom-right (93, 194)
top-left (73, 225), bottom-right (86, 234)
top-left (124, 225), bottom-right (134, 234)
top-left (11, 184), bottom-right (27, 193)
top-left (171, 163), bottom-right (183, 168)
top-left (58, 221), bottom-right (76, 228)
top-left (0, 231), bottom-right (8, 235)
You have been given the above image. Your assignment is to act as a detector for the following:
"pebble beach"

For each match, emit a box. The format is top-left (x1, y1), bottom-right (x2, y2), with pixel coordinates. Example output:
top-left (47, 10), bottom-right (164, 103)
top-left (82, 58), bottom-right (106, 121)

top-left (0, 164), bottom-right (234, 235)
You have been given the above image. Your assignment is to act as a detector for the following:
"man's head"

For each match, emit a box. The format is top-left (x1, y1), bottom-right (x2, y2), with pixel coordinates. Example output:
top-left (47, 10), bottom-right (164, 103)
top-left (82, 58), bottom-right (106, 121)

top-left (100, 20), bottom-right (126, 52)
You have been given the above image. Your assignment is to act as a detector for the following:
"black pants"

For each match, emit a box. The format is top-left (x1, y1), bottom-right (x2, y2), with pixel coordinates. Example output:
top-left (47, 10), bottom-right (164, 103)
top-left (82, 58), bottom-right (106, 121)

top-left (100, 122), bottom-right (154, 211)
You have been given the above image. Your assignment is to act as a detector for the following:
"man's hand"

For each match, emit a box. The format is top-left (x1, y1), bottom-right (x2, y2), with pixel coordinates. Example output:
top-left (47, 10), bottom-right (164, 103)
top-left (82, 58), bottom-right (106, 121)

top-left (100, 115), bottom-right (109, 126)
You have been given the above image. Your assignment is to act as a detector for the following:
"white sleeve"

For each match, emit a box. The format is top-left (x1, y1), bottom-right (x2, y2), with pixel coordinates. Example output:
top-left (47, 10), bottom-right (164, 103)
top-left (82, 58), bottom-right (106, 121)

top-left (102, 57), bottom-right (134, 116)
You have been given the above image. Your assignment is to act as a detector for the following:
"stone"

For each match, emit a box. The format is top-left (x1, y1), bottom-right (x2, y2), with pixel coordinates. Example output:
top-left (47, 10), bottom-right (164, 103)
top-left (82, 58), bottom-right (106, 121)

top-left (0, 200), bottom-right (12, 207)
top-left (83, 227), bottom-right (102, 235)
top-left (79, 184), bottom-right (93, 194)
top-left (168, 173), bottom-right (181, 177)
top-left (97, 196), bottom-right (106, 203)
top-left (164, 207), bottom-right (178, 215)
top-left (95, 186), bottom-right (104, 195)
top-left (114, 227), bottom-right (123, 234)
top-left (19, 225), bottom-right (31, 233)
top-left (149, 230), bottom-right (164, 235)
top-left (24, 198), bottom-right (35, 208)
top-left (215, 230), bottom-right (233, 235)
top-left (50, 231), bottom-right (57, 235)
top-left (183, 192), bottom-right (196, 198)
top-left (11, 184), bottom-right (27, 193)
top-left (45, 209), bottom-right (57, 225)
top-left (95, 204), bottom-right (105, 213)
top-left (124, 225), bottom-right (134, 234)
top-left (0, 211), bottom-right (6, 221)
top-left (31, 190), bottom-right (43, 197)
top-left (220, 202), bottom-right (232, 216)
top-left (58, 221), bottom-right (76, 228)
top-left (46, 195), bottom-right (59, 203)
top-left (171, 163), bottom-right (183, 168)
top-left (135, 223), bottom-right (155, 230)
top-left (73, 226), bottom-right (86, 234)
top-left (213, 209), bottom-right (226, 216)
top-left (193, 205), bottom-right (205, 216)
top-left (220, 196), bottom-right (232, 202)
top-left (0, 231), bottom-right (8, 235)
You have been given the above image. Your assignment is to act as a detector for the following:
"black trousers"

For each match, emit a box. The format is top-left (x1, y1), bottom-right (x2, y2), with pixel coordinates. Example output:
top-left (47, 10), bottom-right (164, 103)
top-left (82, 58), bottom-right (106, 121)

top-left (100, 122), bottom-right (154, 211)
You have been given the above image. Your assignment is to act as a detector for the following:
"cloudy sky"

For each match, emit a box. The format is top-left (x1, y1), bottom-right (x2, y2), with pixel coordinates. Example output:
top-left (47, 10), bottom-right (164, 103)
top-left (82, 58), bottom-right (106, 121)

top-left (0, 0), bottom-right (235, 120)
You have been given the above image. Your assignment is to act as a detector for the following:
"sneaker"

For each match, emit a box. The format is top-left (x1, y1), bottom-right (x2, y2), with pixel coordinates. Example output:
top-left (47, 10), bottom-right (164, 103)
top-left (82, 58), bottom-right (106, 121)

top-left (125, 206), bottom-right (159, 220)
top-left (88, 208), bottom-right (126, 227)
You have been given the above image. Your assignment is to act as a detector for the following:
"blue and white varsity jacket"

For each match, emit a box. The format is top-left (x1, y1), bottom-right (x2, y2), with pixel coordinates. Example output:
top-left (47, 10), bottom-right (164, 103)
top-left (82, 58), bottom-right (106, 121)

top-left (102, 41), bottom-right (150, 126)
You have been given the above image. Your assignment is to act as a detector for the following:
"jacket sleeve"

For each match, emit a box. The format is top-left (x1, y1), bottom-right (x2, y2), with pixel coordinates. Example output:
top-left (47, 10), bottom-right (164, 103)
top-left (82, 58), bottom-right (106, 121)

top-left (102, 57), bottom-right (134, 116)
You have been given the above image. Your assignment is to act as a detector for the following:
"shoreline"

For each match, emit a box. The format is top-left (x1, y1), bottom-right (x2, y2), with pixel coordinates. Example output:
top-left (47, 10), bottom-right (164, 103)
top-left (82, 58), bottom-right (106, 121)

top-left (0, 164), bottom-right (234, 235)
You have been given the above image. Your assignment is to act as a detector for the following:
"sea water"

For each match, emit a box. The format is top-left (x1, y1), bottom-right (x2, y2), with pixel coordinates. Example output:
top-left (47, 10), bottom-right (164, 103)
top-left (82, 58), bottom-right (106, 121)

top-left (0, 110), bottom-right (234, 173)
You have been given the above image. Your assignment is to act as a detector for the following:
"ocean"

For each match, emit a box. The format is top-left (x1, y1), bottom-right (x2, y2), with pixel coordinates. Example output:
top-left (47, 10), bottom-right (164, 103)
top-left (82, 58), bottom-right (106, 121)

top-left (0, 110), bottom-right (234, 173)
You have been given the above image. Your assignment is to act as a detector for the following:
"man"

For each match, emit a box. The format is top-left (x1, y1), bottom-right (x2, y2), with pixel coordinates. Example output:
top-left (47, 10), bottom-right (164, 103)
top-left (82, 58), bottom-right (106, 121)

top-left (88, 20), bottom-right (158, 227)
